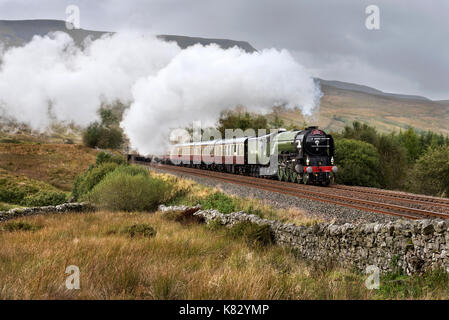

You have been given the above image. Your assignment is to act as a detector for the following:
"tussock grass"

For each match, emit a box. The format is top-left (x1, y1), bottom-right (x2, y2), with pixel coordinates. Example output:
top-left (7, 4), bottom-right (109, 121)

top-left (0, 211), bottom-right (367, 299)
top-left (121, 224), bottom-right (157, 238)
top-left (1, 221), bottom-right (43, 232)
top-left (228, 221), bottom-right (274, 247)
top-left (1, 211), bottom-right (448, 299)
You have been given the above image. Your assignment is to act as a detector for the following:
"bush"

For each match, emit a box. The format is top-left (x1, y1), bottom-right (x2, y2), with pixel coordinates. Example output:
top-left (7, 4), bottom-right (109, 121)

top-left (96, 151), bottom-right (126, 166)
top-left (2, 221), bottom-right (42, 232)
top-left (199, 192), bottom-right (237, 214)
top-left (228, 221), bottom-right (274, 247)
top-left (22, 191), bottom-right (67, 206)
top-left (334, 139), bottom-right (382, 187)
top-left (72, 162), bottom-right (118, 200)
top-left (83, 122), bottom-right (123, 149)
top-left (409, 146), bottom-right (449, 197)
top-left (122, 224), bottom-right (156, 238)
top-left (0, 180), bottom-right (28, 204)
top-left (88, 170), bottom-right (174, 211)
top-left (0, 176), bottom-right (66, 206)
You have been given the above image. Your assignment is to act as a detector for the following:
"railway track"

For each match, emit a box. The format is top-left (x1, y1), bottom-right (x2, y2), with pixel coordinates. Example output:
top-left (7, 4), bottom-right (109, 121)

top-left (141, 162), bottom-right (449, 220)
top-left (331, 185), bottom-right (449, 209)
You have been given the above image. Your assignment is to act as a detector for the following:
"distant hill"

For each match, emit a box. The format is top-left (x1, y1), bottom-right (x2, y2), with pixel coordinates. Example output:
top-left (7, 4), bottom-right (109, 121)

top-left (318, 79), bottom-right (430, 102)
top-left (0, 19), bottom-right (447, 136)
top-left (0, 19), bottom-right (256, 52)
top-left (274, 82), bottom-right (449, 135)
top-left (0, 19), bottom-right (107, 47)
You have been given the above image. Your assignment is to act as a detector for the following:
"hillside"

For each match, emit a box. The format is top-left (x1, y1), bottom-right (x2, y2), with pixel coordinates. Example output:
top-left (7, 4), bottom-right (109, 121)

top-left (275, 82), bottom-right (449, 135)
top-left (0, 143), bottom-right (97, 191)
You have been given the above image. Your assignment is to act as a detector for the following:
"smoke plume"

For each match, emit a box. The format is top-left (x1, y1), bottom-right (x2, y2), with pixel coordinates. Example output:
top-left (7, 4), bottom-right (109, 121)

top-left (0, 31), bottom-right (321, 154)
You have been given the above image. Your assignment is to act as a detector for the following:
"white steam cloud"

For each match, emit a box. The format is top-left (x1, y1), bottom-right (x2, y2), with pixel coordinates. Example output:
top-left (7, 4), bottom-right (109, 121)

top-left (0, 31), bottom-right (321, 154)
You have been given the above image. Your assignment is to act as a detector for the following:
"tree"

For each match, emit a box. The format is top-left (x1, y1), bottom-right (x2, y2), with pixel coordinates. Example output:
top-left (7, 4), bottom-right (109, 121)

top-left (342, 121), bottom-right (379, 146)
top-left (99, 108), bottom-right (118, 127)
top-left (398, 127), bottom-right (421, 163)
top-left (376, 134), bottom-right (408, 189)
top-left (334, 139), bottom-right (382, 187)
top-left (409, 145), bottom-right (449, 197)
top-left (82, 108), bottom-right (124, 149)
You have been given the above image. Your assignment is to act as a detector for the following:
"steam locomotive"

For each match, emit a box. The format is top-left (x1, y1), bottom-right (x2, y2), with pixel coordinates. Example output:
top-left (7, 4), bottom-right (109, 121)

top-left (159, 126), bottom-right (337, 186)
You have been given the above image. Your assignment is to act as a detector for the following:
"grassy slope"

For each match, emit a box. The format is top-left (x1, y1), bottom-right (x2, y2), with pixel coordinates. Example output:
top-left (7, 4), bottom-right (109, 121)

top-left (1, 210), bottom-right (448, 299)
top-left (0, 143), bottom-right (97, 191)
top-left (274, 85), bottom-right (449, 135)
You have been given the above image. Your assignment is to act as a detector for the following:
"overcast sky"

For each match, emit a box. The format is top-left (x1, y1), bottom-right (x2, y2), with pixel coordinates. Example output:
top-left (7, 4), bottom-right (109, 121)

top-left (1, 0), bottom-right (448, 100)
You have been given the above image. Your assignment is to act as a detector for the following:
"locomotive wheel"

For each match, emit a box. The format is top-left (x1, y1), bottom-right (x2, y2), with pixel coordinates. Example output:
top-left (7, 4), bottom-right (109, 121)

top-left (303, 173), bottom-right (310, 185)
top-left (277, 166), bottom-right (284, 181)
top-left (290, 170), bottom-right (298, 183)
top-left (283, 168), bottom-right (290, 182)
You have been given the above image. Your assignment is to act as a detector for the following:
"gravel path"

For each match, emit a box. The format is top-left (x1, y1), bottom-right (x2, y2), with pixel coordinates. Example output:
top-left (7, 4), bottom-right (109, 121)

top-left (151, 167), bottom-right (400, 225)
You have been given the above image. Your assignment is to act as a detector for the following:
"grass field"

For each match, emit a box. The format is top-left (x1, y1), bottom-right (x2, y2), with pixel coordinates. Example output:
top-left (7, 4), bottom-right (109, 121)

top-left (1, 210), bottom-right (449, 299)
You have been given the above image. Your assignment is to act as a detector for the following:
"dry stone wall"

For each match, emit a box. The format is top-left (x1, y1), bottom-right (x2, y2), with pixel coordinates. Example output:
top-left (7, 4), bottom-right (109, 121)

top-left (0, 203), bottom-right (93, 222)
top-left (162, 206), bottom-right (449, 275)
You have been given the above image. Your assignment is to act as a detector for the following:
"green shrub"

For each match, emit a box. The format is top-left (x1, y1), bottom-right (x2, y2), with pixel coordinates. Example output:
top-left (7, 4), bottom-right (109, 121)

top-left (199, 192), bottom-right (237, 214)
top-left (72, 162), bottom-right (118, 200)
top-left (0, 177), bottom-right (37, 204)
top-left (83, 122), bottom-right (124, 149)
top-left (122, 224), bottom-right (156, 238)
top-left (88, 170), bottom-right (174, 211)
top-left (334, 138), bottom-right (382, 187)
top-left (409, 146), bottom-right (449, 197)
top-left (228, 221), bottom-right (274, 247)
top-left (22, 191), bottom-right (67, 206)
top-left (96, 151), bottom-right (126, 166)
top-left (2, 221), bottom-right (42, 232)
top-left (0, 183), bottom-right (27, 204)
top-left (0, 176), bottom-right (66, 206)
